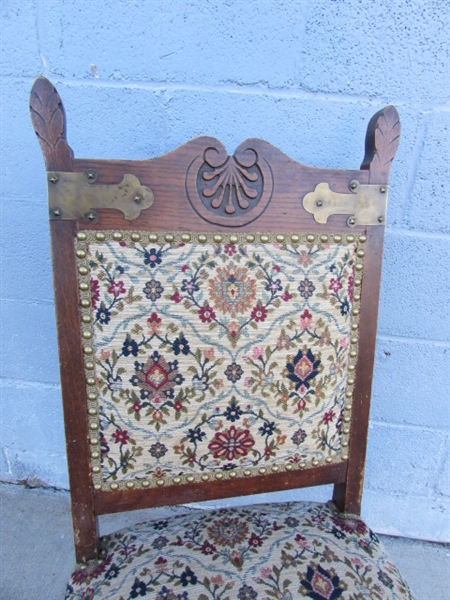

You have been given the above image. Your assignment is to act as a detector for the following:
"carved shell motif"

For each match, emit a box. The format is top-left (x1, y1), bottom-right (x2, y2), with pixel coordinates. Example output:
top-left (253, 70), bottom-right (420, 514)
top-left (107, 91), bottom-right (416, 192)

top-left (186, 140), bottom-right (274, 226)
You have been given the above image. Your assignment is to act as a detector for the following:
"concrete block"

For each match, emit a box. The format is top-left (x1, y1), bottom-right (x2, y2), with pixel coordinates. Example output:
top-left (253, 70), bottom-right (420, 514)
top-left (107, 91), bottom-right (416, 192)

top-left (1, 1), bottom-right (42, 77)
top-left (0, 300), bottom-right (60, 384)
top-left (38, 0), bottom-right (308, 88)
top-left (1, 78), bottom-right (48, 200)
top-left (385, 108), bottom-right (424, 228)
top-left (0, 381), bottom-right (65, 455)
top-left (372, 339), bottom-right (450, 430)
top-left (54, 82), bottom-right (166, 160)
top-left (379, 230), bottom-right (450, 341)
top-left (300, 0), bottom-right (450, 103)
top-left (363, 488), bottom-right (450, 542)
top-left (1, 199), bottom-right (53, 301)
top-left (0, 381), bottom-right (68, 488)
top-left (163, 88), bottom-right (380, 166)
top-left (407, 111), bottom-right (450, 234)
top-left (365, 423), bottom-right (445, 496)
top-left (437, 446), bottom-right (449, 498)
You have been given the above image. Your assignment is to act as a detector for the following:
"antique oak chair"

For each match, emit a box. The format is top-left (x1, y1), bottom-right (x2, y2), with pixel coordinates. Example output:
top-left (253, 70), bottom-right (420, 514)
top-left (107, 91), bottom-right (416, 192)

top-left (30, 77), bottom-right (414, 599)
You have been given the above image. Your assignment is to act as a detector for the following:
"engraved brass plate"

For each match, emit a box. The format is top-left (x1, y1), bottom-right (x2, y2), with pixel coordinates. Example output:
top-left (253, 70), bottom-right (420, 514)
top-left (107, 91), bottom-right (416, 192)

top-left (303, 181), bottom-right (388, 227)
top-left (48, 171), bottom-right (154, 222)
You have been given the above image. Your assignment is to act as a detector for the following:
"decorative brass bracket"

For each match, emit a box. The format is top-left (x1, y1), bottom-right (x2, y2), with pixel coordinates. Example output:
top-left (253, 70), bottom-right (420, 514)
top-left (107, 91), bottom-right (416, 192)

top-left (48, 170), bottom-right (154, 222)
top-left (303, 181), bottom-right (388, 227)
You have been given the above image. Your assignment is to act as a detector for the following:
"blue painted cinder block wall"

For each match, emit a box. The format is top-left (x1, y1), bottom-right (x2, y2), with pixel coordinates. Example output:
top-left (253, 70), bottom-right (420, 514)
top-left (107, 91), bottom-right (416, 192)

top-left (1, 0), bottom-right (449, 541)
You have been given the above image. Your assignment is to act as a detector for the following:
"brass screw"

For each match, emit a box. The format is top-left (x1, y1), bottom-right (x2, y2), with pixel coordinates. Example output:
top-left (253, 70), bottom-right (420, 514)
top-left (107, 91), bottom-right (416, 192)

top-left (380, 186), bottom-right (386, 193)
top-left (316, 200), bottom-right (323, 207)
top-left (88, 212), bottom-right (96, 221)
top-left (53, 209), bottom-right (61, 217)
top-left (378, 215), bottom-right (385, 223)
top-left (49, 175), bottom-right (58, 184)
top-left (349, 180), bottom-right (358, 190)
top-left (85, 169), bottom-right (97, 182)
top-left (134, 195), bottom-right (142, 204)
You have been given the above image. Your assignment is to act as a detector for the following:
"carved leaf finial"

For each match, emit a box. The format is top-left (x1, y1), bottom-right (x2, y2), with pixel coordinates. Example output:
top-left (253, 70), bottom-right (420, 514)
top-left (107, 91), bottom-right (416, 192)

top-left (30, 76), bottom-right (73, 170)
top-left (361, 105), bottom-right (400, 183)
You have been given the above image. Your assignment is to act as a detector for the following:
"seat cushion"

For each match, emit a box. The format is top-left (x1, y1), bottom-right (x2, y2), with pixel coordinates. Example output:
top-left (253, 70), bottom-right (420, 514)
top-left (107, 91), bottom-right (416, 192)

top-left (66, 501), bottom-right (415, 600)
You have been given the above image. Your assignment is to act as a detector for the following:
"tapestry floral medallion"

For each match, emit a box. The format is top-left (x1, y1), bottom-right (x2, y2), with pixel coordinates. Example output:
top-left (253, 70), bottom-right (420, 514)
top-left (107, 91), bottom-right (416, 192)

top-left (75, 232), bottom-right (364, 490)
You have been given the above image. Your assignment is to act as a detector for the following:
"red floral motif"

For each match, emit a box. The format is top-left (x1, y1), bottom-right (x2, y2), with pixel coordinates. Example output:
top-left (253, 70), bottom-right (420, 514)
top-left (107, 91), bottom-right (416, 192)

top-left (281, 290), bottom-right (292, 301)
top-left (323, 410), bottom-right (335, 424)
top-left (208, 425), bottom-right (255, 461)
top-left (107, 280), bottom-right (126, 297)
top-left (147, 312), bottom-right (162, 334)
top-left (329, 278), bottom-right (343, 293)
top-left (90, 279), bottom-right (100, 309)
top-left (170, 291), bottom-right (183, 303)
top-left (224, 244), bottom-right (237, 256)
top-left (251, 305), bottom-right (268, 322)
top-left (200, 541), bottom-right (217, 555)
top-left (198, 305), bottom-right (216, 323)
top-left (295, 533), bottom-right (309, 549)
top-left (112, 429), bottom-right (129, 444)
top-left (300, 309), bottom-right (313, 331)
top-left (248, 533), bottom-right (263, 547)
top-left (348, 271), bottom-right (355, 302)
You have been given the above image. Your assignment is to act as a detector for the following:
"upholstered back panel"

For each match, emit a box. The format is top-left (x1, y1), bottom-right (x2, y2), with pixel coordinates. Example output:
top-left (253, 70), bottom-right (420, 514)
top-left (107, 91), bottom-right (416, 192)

top-left (77, 230), bottom-right (365, 492)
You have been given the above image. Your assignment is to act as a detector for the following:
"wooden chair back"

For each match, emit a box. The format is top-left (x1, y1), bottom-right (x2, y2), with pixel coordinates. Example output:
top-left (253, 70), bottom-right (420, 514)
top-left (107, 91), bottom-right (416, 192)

top-left (30, 76), bottom-right (400, 563)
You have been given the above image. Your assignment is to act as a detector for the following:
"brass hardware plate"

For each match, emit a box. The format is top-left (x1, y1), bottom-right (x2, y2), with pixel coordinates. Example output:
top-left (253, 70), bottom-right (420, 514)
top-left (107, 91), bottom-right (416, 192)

top-left (303, 181), bottom-right (388, 226)
top-left (48, 171), bottom-right (154, 221)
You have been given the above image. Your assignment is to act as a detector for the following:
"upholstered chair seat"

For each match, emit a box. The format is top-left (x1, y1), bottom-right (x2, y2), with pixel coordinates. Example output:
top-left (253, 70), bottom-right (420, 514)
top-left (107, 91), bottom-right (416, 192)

top-left (66, 502), bottom-right (414, 600)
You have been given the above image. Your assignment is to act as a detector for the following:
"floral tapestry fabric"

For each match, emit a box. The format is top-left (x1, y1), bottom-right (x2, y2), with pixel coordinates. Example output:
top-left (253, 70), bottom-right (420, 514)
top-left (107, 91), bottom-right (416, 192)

top-left (76, 232), bottom-right (364, 490)
top-left (66, 501), bottom-right (415, 600)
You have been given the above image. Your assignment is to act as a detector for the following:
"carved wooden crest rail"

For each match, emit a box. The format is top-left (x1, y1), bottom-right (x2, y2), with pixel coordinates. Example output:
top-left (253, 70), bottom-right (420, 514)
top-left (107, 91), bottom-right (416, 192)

top-left (30, 77), bottom-right (400, 230)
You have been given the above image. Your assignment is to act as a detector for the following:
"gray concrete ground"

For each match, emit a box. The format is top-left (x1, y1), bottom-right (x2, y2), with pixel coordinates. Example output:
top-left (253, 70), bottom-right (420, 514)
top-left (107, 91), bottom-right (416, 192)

top-left (0, 482), bottom-right (448, 599)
